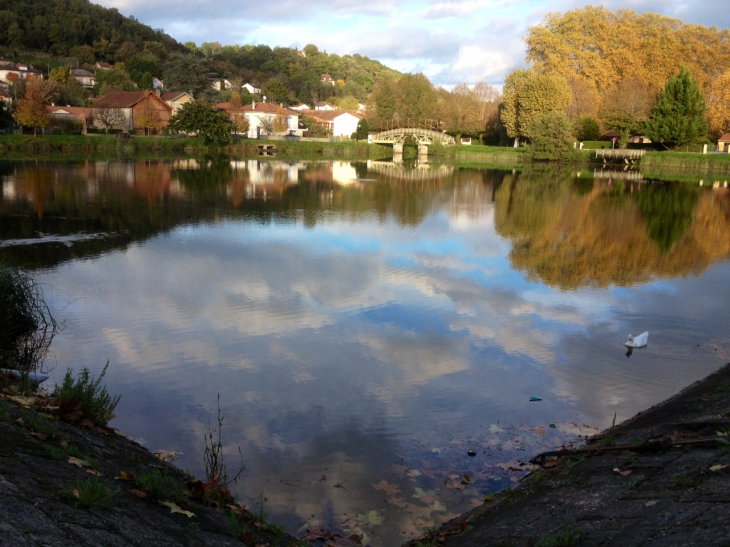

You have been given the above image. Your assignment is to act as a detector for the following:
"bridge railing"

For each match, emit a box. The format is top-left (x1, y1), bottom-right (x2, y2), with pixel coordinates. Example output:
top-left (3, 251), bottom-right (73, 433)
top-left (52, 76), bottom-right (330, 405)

top-left (379, 118), bottom-right (444, 132)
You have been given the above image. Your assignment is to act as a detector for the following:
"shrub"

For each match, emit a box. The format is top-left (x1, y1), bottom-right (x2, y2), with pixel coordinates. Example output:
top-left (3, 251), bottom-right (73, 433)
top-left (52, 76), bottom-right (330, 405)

top-left (54, 361), bottom-right (120, 427)
top-left (72, 477), bottom-right (119, 509)
top-left (137, 469), bottom-right (185, 501)
top-left (527, 112), bottom-right (581, 162)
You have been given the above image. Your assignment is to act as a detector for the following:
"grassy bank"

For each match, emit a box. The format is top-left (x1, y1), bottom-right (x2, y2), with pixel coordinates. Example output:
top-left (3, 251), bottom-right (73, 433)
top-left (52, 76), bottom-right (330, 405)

top-left (639, 151), bottom-right (730, 171)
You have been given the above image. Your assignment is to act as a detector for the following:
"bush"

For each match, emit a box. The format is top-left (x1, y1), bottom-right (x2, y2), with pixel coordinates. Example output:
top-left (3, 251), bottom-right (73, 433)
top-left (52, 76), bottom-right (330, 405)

top-left (137, 469), bottom-right (185, 502)
top-left (72, 477), bottom-right (119, 509)
top-left (54, 361), bottom-right (120, 426)
top-left (527, 111), bottom-right (581, 161)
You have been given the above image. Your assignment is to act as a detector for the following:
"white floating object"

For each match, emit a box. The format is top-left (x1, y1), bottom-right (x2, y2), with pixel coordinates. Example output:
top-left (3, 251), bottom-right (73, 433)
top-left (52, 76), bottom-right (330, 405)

top-left (625, 331), bottom-right (649, 348)
top-left (0, 369), bottom-right (49, 384)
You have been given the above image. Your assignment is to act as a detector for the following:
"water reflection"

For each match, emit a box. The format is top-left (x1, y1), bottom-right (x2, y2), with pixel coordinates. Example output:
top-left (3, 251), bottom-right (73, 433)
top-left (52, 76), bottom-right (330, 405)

top-left (1, 160), bottom-right (730, 545)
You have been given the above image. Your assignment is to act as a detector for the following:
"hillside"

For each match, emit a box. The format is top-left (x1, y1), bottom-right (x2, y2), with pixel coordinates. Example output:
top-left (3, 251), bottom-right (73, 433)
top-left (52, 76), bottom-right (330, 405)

top-left (0, 0), bottom-right (400, 107)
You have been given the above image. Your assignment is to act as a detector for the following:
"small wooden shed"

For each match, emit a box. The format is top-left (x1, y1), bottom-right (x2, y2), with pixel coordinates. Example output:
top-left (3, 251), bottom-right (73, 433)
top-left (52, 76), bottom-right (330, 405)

top-left (718, 133), bottom-right (730, 153)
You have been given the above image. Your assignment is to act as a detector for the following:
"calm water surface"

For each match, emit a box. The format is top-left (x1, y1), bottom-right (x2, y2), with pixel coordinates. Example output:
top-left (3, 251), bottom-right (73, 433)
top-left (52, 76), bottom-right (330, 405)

top-left (2, 159), bottom-right (729, 545)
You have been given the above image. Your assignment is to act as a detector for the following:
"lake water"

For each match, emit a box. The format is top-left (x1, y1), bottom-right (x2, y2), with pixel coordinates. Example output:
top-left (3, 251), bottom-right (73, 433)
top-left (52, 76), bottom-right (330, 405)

top-left (1, 159), bottom-right (729, 545)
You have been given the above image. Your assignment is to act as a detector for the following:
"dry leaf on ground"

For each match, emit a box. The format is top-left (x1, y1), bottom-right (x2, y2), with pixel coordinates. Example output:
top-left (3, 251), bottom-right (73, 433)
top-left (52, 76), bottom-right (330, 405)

top-left (159, 501), bottom-right (195, 518)
top-left (68, 457), bottom-right (90, 467)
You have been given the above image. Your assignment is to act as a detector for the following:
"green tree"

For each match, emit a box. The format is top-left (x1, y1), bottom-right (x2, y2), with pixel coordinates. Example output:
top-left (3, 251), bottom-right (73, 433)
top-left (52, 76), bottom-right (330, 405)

top-left (163, 53), bottom-right (211, 97)
top-left (167, 99), bottom-right (232, 144)
top-left (574, 116), bottom-right (600, 141)
top-left (352, 118), bottom-right (369, 141)
top-left (94, 68), bottom-right (136, 96)
top-left (262, 78), bottom-right (289, 105)
top-left (367, 76), bottom-right (401, 128)
top-left (526, 111), bottom-right (579, 161)
top-left (644, 67), bottom-right (708, 149)
top-left (501, 69), bottom-right (572, 146)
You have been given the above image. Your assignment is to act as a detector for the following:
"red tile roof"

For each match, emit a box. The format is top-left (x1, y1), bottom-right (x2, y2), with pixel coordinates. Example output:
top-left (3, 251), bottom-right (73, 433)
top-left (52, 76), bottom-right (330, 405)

top-left (299, 110), bottom-right (363, 121)
top-left (217, 102), bottom-right (298, 115)
top-left (46, 106), bottom-right (93, 116)
top-left (93, 91), bottom-right (171, 110)
top-left (719, 133), bottom-right (730, 142)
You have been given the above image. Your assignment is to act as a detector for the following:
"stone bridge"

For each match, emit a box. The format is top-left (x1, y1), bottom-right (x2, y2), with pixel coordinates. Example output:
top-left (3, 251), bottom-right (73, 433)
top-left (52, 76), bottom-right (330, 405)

top-left (369, 128), bottom-right (456, 159)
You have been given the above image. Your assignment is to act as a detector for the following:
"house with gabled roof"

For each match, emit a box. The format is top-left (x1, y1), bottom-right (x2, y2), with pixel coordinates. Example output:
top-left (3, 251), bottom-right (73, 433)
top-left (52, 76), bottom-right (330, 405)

top-left (71, 69), bottom-right (96, 89)
top-left (320, 74), bottom-right (335, 86)
top-left (96, 62), bottom-right (113, 70)
top-left (46, 106), bottom-right (94, 132)
top-left (218, 101), bottom-right (301, 138)
top-left (0, 88), bottom-right (12, 106)
top-left (92, 91), bottom-right (172, 132)
top-left (242, 83), bottom-right (261, 95)
top-left (299, 109), bottom-right (363, 138)
top-left (289, 103), bottom-right (310, 111)
top-left (161, 91), bottom-right (193, 113)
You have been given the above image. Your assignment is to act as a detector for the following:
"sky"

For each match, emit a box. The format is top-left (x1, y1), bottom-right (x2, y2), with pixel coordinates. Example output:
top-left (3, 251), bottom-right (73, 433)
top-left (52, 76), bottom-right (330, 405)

top-left (94, 0), bottom-right (730, 88)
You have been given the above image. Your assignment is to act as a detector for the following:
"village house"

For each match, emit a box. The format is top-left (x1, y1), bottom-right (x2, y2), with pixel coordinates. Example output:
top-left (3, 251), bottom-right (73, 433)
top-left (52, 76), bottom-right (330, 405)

top-left (0, 61), bottom-right (44, 82)
top-left (218, 101), bottom-right (301, 138)
top-left (289, 103), bottom-right (311, 111)
top-left (300, 109), bottom-right (363, 138)
top-left (45, 106), bottom-right (94, 132)
top-left (242, 83), bottom-right (261, 95)
top-left (320, 74), bottom-right (335, 86)
top-left (0, 88), bottom-right (12, 106)
top-left (92, 91), bottom-right (172, 132)
top-left (95, 61), bottom-right (113, 70)
top-left (161, 91), bottom-right (194, 113)
top-left (211, 78), bottom-right (234, 91)
top-left (71, 69), bottom-right (96, 89)
top-left (314, 102), bottom-right (334, 111)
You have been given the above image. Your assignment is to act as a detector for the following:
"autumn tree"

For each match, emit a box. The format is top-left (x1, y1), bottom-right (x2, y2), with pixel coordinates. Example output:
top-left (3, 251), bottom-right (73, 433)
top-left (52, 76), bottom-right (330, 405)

top-left (645, 68), bottom-right (707, 149)
top-left (574, 116), bottom-right (600, 141)
top-left (136, 99), bottom-right (162, 135)
top-left (501, 70), bottom-right (572, 146)
top-left (367, 76), bottom-right (401, 128)
top-left (227, 92), bottom-right (249, 135)
top-left (272, 107), bottom-right (289, 134)
top-left (706, 70), bottom-right (730, 139)
top-left (13, 80), bottom-right (49, 135)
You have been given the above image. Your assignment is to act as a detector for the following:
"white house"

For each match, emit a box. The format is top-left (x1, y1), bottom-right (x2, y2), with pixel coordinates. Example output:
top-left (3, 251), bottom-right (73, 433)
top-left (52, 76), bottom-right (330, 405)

top-left (300, 110), bottom-right (363, 138)
top-left (289, 103), bottom-right (310, 111)
top-left (314, 102), bottom-right (334, 111)
top-left (242, 83), bottom-right (261, 95)
top-left (211, 78), bottom-right (234, 91)
top-left (217, 102), bottom-right (301, 138)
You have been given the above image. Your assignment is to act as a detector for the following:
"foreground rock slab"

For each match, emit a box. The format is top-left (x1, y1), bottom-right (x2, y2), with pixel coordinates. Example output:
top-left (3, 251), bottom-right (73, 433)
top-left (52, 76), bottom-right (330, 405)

top-left (406, 362), bottom-right (730, 547)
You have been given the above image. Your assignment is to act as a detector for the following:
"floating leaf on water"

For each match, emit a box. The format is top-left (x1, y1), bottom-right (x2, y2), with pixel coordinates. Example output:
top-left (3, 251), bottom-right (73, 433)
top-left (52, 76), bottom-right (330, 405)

top-left (429, 500), bottom-right (447, 512)
top-left (372, 480), bottom-right (401, 497)
top-left (355, 510), bottom-right (384, 527)
top-left (532, 427), bottom-right (546, 435)
top-left (412, 487), bottom-right (439, 505)
top-left (406, 469), bottom-right (422, 478)
top-left (489, 424), bottom-right (505, 434)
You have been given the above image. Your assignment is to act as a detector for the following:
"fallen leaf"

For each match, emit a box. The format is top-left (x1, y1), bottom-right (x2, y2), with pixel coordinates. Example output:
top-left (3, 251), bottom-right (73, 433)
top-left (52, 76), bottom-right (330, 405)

top-left (496, 459), bottom-right (537, 472)
top-left (15, 418), bottom-right (24, 425)
top-left (412, 487), bottom-right (439, 505)
top-left (60, 441), bottom-right (68, 449)
top-left (72, 489), bottom-right (79, 498)
top-left (386, 495), bottom-right (407, 507)
top-left (544, 458), bottom-right (561, 468)
top-left (86, 469), bottom-right (103, 477)
top-left (7, 396), bottom-right (36, 408)
top-left (613, 468), bottom-right (632, 476)
top-left (78, 418), bottom-right (94, 429)
top-left (116, 471), bottom-right (135, 481)
top-left (154, 450), bottom-right (181, 462)
top-left (444, 480), bottom-right (467, 490)
top-left (470, 498), bottom-right (483, 507)
top-left (406, 469), bottom-right (422, 478)
top-left (429, 500), bottom-right (447, 512)
top-left (29, 432), bottom-right (47, 441)
top-left (159, 501), bottom-right (195, 518)
top-left (354, 510), bottom-right (384, 527)
top-left (709, 464), bottom-right (728, 472)
top-left (128, 489), bottom-right (147, 498)
top-left (68, 457), bottom-right (90, 467)
top-left (302, 526), bottom-right (336, 542)
top-left (372, 480), bottom-right (401, 497)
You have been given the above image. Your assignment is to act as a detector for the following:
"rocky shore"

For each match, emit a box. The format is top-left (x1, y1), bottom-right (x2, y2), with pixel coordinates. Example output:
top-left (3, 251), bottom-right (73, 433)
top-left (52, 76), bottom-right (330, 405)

top-left (406, 362), bottom-right (730, 547)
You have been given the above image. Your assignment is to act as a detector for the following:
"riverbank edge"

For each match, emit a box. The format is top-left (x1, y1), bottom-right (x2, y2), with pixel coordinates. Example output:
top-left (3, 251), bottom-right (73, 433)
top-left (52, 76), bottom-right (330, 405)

top-left (404, 361), bottom-right (730, 546)
top-left (0, 379), bottom-right (306, 547)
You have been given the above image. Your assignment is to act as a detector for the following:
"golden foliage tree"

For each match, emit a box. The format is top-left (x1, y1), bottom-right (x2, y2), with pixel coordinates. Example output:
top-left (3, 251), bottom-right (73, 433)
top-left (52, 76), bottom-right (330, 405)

top-left (136, 98), bottom-right (161, 135)
top-left (526, 6), bottom-right (730, 100)
top-left (273, 107), bottom-right (289, 134)
top-left (13, 80), bottom-right (49, 135)
top-left (227, 92), bottom-right (250, 135)
top-left (706, 70), bottom-right (730, 139)
top-left (501, 70), bottom-right (571, 145)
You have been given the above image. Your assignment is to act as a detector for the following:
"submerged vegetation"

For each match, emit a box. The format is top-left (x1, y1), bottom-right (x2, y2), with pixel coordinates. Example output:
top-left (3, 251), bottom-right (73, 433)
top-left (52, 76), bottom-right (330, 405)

top-left (0, 262), bottom-right (57, 369)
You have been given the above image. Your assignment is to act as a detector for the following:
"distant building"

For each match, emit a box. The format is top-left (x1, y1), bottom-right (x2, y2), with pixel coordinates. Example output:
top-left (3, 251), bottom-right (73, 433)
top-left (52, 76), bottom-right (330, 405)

top-left (71, 69), bottom-right (96, 89)
top-left (46, 106), bottom-right (93, 131)
top-left (161, 91), bottom-right (194, 113)
top-left (0, 61), bottom-right (44, 82)
top-left (300, 110), bottom-right (363, 137)
top-left (0, 88), bottom-right (12, 106)
top-left (242, 83), bottom-right (261, 95)
top-left (218, 101), bottom-right (301, 138)
top-left (96, 62), bottom-right (113, 70)
top-left (211, 78), bottom-right (234, 91)
top-left (718, 133), bottom-right (730, 153)
top-left (320, 74), bottom-right (335, 86)
top-left (289, 103), bottom-right (311, 111)
top-left (314, 102), bottom-right (334, 111)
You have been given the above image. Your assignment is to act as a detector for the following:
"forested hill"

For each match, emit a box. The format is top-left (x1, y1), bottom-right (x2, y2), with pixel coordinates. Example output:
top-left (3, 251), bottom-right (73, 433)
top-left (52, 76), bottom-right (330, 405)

top-left (0, 0), bottom-right (183, 57)
top-left (0, 0), bottom-right (400, 107)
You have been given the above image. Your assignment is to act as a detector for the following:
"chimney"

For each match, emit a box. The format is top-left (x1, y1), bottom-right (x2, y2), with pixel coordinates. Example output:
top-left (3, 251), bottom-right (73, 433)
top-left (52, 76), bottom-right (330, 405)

top-left (252, 101), bottom-right (256, 110)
